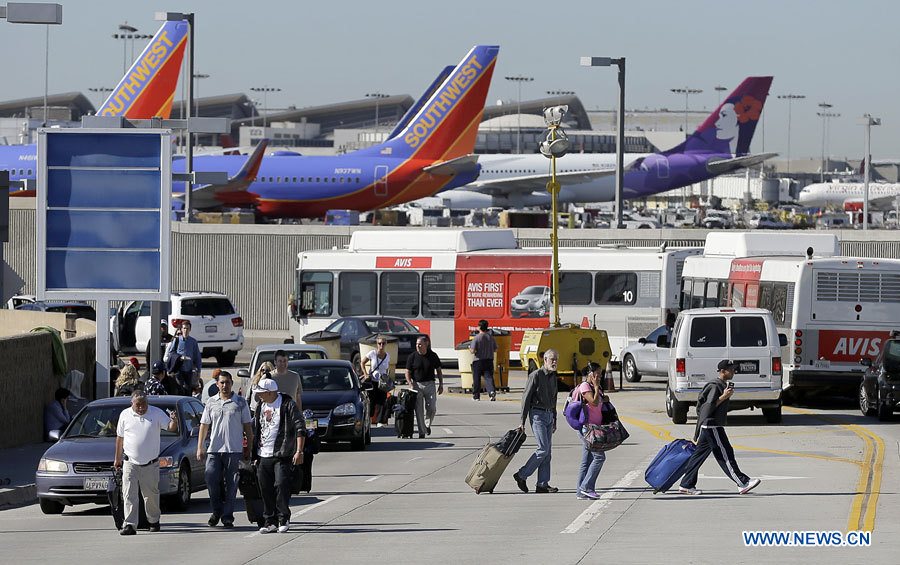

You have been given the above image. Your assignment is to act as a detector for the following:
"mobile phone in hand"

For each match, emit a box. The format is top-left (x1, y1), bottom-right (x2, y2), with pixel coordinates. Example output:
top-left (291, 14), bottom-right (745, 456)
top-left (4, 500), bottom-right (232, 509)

top-left (726, 382), bottom-right (734, 389)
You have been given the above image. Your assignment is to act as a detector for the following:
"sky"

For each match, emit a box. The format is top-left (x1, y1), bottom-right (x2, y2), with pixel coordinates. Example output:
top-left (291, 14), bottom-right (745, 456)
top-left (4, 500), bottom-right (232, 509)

top-left (2, 0), bottom-right (898, 161)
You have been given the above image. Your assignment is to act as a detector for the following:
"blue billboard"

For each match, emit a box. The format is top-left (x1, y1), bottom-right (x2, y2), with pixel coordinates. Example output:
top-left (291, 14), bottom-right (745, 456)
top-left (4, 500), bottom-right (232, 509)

top-left (36, 129), bottom-right (171, 300)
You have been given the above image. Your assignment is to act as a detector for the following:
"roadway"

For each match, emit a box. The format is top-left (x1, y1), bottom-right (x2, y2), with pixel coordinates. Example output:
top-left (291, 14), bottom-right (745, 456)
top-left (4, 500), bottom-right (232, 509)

top-left (1, 369), bottom-right (897, 563)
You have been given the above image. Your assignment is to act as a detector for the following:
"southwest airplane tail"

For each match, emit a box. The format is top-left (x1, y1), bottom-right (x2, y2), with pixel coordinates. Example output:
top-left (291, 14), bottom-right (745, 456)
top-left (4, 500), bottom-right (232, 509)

top-left (96, 20), bottom-right (189, 119)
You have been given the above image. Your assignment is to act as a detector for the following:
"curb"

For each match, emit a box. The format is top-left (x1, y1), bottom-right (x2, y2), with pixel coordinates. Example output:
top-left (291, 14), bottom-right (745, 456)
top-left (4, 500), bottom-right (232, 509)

top-left (0, 484), bottom-right (36, 509)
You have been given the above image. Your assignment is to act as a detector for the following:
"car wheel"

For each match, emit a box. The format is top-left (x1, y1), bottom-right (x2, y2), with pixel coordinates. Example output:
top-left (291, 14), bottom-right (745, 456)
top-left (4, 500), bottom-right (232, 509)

top-left (762, 404), bottom-right (782, 424)
top-left (623, 355), bottom-right (641, 383)
top-left (215, 351), bottom-right (237, 367)
top-left (669, 386), bottom-right (688, 425)
top-left (39, 498), bottom-right (64, 515)
top-left (859, 382), bottom-right (876, 417)
top-left (665, 383), bottom-right (673, 417)
top-left (351, 353), bottom-right (363, 377)
top-left (165, 466), bottom-right (191, 511)
top-left (365, 426), bottom-right (372, 445)
top-left (351, 436), bottom-right (366, 451)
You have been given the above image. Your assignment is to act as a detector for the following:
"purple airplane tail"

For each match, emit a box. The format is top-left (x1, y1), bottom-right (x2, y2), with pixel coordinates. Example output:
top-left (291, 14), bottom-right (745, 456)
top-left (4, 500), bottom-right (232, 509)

top-left (664, 76), bottom-right (772, 157)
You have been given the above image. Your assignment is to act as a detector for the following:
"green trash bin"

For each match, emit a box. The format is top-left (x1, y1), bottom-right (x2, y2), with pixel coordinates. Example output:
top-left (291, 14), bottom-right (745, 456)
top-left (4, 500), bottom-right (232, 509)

top-left (301, 330), bottom-right (341, 360)
top-left (457, 340), bottom-right (476, 393)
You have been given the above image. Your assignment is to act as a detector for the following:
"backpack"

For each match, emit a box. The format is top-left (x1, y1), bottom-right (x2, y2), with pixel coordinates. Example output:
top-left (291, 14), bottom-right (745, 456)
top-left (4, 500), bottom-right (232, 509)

top-left (563, 387), bottom-right (589, 430)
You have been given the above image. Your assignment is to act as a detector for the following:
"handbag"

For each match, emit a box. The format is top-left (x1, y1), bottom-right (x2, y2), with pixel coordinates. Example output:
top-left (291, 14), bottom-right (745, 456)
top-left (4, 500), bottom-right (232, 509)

top-left (582, 405), bottom-right (629, 452)
top-left (378, 375), bottom-right (394, 392)
top-left (564, 388), bottom-right (589, 431)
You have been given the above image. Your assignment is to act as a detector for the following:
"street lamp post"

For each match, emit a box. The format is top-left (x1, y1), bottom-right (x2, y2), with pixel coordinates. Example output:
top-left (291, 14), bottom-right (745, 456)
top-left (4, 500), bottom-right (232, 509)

top-left (250, 86), bottom-right (281, 128)
top-left (193, 73), bottom-right (209, 146)
top-left (546, 90), bottom-right (574, 97)
top-left (365, 92), bottom-right (389, 134)
top-left (505, 75), bottom-right (533, 154)
top-left (817, 103), bottom-right (840, 182)
top-left (714, 85), bottom-right (727, 106)
top-left (113, 23), bottom-right (137, 74)
top-left (670, 87), bottom-right (703, 138)
top-left (777, 94), bottom-right (805, 174)
top-left (581, 56), bottom-right (625, 229)
top-left (88, 86), bottom-right (113, 111)
top-left (860, 114), bottom-right (881, 230)
top-left (2, 4), bottom-right (63, 126)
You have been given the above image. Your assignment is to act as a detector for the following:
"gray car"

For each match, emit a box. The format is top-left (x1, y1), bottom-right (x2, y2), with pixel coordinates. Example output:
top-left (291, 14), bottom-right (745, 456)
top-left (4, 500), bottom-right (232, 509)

top-left (620, 325), bottom-right (671, 383)
top-left (35, 396), bottom-right (207, 515)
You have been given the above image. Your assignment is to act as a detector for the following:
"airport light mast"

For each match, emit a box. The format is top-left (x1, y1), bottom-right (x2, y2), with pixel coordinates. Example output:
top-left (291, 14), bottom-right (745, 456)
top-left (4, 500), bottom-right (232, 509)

top-left (817, 103), bottom-right (840, 182)
top-left (505, 75), bottom-right (533, 154)
top-left (860, 114), bottom-right (881, 230)
top-left (714, 85), bottom-right (727, 106)
top-left (777, 93), bottom-right (805, 174)
top-left (670, 87), bottom-right (702, 138)
top-left (250, 86), bottom-right (281, 128)
top-left (366, 92), bottom-right (389, 135)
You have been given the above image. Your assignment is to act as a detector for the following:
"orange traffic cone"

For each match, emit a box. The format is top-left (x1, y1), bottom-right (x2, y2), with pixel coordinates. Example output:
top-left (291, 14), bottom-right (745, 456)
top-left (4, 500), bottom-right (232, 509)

top-left (603, 371), bottom-right (616, 393)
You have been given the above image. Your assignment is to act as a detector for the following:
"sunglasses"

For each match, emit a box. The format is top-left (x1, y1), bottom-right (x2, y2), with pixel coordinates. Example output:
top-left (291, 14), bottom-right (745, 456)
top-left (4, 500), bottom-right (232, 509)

top-left (376, 341), bottom-right (386, 345)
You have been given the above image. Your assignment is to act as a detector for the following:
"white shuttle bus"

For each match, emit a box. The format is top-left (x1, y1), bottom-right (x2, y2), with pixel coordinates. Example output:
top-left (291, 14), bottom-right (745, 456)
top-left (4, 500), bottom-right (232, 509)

top-left (679, 232), bottom-right (900, 395)
top-left (288, 229), bottom-right (699, 362)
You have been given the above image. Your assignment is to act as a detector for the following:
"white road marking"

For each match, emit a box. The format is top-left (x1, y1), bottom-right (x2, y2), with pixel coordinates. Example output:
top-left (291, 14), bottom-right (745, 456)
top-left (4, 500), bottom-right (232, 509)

top-left (243, 495), bottom-right (342, 537)
top-left (365, 475), bottom-right (381, 482)
top-left (442, 427), bottom-right (454, 434)
top-left (561, 468), bottom-right (645, 534)
top-left (407, 456), bottom-right (423, 463)
top-left (698, 474), bottom-right (807, 481)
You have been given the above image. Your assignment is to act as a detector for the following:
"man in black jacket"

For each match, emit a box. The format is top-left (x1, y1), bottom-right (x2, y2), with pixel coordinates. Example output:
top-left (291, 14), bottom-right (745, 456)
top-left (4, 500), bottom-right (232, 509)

top-left (251, 378), bottom-right (306, 533)
top-left (513, 349), bottom-right (559, 494)
top-left (678, 360), bottom-right (760, 496)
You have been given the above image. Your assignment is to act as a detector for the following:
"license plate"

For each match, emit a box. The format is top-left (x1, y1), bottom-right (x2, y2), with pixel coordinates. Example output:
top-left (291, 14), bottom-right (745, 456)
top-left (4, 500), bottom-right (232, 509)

top-left (305, 419), bottom-right (317, 429)
top-left (399, 341), bottom-right (410, 349)
top-left (318, 418), bottom-right (328, 428)
top-left (205, 325), bottom-right (217, 333)
top-left (814, 359), bottom-right (831, 369)
top-left (83, 477), bottom-right (109, 490)
top-left (735, 360), bottom-right (759, 374)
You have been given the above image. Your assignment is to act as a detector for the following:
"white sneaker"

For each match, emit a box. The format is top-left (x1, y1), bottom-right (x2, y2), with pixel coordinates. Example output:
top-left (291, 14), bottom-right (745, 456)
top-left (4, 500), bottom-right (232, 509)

top-left (738, 478), bottom-right (761, 494)
top-left (678, 487), bottom-right (702, 495)
top-left (259, 524), bottom-right (277, 534)
top-left (277, 522), bottom-right (290, 533)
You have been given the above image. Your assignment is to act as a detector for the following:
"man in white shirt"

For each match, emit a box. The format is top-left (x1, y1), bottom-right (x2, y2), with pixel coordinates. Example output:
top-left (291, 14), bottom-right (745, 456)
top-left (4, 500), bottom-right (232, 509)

top-left (114, 391), bottom-right (177, 536)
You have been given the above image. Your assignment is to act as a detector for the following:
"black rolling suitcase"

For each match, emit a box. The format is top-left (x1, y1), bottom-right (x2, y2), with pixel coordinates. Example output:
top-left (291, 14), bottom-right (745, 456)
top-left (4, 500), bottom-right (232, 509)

top-left (108, 469), bottom-right (150, 530)
top-left (393, 388), bottom-right (417, 438)
top-left (238, 460), bottom-right (265, 528)
top-left (291, 429), bottom-right (319, 494)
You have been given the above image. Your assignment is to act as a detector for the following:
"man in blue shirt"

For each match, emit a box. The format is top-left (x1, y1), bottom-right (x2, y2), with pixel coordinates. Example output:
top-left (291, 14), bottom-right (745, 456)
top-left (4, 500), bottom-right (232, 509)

top-left (164, 320), bottom-right (202, 395)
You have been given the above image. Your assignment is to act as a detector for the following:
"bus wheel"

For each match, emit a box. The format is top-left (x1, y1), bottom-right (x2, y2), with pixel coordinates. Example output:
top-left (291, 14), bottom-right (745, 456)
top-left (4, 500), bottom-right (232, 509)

top-left (623, 355), bottom-right (641, 383)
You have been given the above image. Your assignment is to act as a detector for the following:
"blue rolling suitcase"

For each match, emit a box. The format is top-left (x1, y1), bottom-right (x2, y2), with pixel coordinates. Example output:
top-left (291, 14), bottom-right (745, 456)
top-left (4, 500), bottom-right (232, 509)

top-left (645, 439), bottom-right (696, 493)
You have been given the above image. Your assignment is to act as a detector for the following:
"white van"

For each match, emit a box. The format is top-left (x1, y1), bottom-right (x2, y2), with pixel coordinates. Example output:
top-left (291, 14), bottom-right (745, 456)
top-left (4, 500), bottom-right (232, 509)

top-left (666, 307), bottom-right (787, 425)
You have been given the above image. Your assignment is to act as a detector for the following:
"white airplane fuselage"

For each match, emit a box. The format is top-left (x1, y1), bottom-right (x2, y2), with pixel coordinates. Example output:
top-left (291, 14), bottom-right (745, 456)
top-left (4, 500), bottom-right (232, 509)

top-left (798, 182), bottom-right (900, 209)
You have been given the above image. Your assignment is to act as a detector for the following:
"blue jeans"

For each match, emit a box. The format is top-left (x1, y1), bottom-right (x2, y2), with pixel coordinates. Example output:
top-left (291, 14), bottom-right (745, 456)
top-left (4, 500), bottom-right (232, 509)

top-left (517, 409), bottom-right (553, 486)
top-left (205, 452), bottom-right (242, 522)
top-left (577, 429), bottom-right (606, 494)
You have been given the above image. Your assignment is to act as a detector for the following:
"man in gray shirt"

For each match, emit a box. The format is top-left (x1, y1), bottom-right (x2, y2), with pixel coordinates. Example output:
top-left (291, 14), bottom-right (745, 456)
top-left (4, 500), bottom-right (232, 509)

top-left (469, 319), bottom-right (498, 401)
top-left (197, 371), bottom-right (253, 528)
top-left (513, 349), bottom-right (559, 494)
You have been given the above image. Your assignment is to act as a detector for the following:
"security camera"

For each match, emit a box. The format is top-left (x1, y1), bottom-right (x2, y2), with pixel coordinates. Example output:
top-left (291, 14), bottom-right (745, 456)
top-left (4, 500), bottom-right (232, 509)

top-left (543, 105), bottom-right (568, 127)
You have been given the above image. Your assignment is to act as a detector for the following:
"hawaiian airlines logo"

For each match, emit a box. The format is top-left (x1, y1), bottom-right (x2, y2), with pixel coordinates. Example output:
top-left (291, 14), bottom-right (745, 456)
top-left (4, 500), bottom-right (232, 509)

top-left (404, 54), bottom-right (484, 149)
top-left (375, 257), bottom-right (432, 269)
top-left (715, 95), bottom-right (762, 154)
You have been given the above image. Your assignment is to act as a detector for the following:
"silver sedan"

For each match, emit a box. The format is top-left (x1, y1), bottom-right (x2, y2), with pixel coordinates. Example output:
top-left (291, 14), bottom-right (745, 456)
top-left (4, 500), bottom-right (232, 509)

top-left (619, 325), bottom-right (671, 383)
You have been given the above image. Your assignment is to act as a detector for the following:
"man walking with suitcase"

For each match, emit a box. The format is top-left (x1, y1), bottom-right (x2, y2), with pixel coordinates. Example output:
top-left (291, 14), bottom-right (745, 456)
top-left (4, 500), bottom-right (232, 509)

top-left (197, 370), bottom-right (254, 528)
top-left (677, 360), bottom-right (761, 495)
top-left (513, 349), bottom-right (559, 493)
top-left (405, 336), bottom-right (443, 438)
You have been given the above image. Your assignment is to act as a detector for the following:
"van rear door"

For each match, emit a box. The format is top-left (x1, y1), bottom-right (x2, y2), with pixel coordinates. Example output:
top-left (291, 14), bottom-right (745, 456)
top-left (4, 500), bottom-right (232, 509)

top-left (684, 315), bottom-right (728, 389)
top-left (728, 315), bottom-right (773, 387)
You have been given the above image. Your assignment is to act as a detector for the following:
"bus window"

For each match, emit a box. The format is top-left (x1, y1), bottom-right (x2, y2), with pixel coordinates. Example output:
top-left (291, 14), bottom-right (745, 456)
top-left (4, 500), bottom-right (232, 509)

top-left (745, 283), bottom-right (759, 308)
top-left (299, 272), bottom-right (333, 317)
top-left (680, 278), bottom-right (692, 310)
top-left (690, 316), bottom-right (726, 348)
top-left (758, 283), bottom-right (773, 312)
top-left (380, 272), bottom-right (419, 317)
top-left (422, 272), bottom-right (455, 318)
top-left (771, 284), bottom-right (788, 325)
top-left (559, 272), bottom-right (591, 305)
top-left (691, 279), bottom-right (705, 309)
top-left (717, 281), bottom-right (728, 307)
top-left (594, 272), bottom-right (637, 304)
top-left (732, 282), bottom-right (745, 308)
top-left (705, 281), bottom-right (719, 308)
top-left (338, 272), bottom-right (376, 316)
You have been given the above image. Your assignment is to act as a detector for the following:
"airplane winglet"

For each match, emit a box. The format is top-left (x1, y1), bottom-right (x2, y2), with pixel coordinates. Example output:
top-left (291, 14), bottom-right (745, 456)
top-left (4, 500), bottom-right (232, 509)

top-left (706, 152), bottom-right (777, 176)
top-left (423, 154), bottom-right (480, 175)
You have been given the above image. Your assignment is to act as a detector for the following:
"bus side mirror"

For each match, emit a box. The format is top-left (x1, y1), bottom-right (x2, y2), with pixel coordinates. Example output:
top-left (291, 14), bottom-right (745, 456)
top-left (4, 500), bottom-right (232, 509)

top-left (778, 334), bottom-right (788, 347)
top-left (860, 358), bottom-right (872, 367)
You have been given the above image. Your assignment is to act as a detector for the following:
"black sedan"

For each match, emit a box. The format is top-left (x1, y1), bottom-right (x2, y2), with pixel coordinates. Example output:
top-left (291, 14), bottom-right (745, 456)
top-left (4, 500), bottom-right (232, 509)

top-left (323, 316), bottom-right (427, 375)
top-left (35, 396), bottom-right (206, 514)
top-left (860, 337), bottom-right (900, 421)
top-left (289, 359), bottom-right (371, 450)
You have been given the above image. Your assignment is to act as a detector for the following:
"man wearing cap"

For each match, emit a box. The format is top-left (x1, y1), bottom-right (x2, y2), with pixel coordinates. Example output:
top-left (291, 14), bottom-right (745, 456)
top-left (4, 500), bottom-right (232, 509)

top-left (144, 362), bottom-right (169, 396)
top-left (197, 370), bottom-right (253, 528)
top-left (677, 360), bottom-right (761, 496)
top-left (250, 378), bottom-right (305, 534)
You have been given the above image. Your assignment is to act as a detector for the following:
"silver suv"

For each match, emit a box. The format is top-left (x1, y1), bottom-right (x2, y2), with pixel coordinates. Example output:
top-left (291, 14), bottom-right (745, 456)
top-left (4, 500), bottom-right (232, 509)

top-left (111, 292), bottom-right (244, 367)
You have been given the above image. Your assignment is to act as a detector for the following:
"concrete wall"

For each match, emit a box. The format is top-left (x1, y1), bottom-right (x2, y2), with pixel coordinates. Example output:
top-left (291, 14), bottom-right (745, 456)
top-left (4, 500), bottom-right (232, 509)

top-left (0, 309), bottom-right (94, 338)
top-left (0, 332), bottom-right (95, 449)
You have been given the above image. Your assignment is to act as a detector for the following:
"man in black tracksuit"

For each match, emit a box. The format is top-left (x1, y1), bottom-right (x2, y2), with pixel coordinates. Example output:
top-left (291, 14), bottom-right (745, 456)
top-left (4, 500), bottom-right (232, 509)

top-left (678, 359), bottom-right (760, 495)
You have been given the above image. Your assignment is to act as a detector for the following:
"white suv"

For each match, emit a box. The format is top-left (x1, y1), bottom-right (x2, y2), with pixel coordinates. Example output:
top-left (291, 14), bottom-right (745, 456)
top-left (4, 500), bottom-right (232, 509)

top-left (111, 292), bottom-right (244, 367)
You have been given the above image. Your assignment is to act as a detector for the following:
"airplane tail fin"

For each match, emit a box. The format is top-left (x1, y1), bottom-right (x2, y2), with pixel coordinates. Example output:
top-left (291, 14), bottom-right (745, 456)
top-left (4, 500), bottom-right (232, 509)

top-left (221, 134), bottom-right (239, 156)
top-left (358, 45), bottom-right (499, 161)
top-left (97, 20), bottom-right (189, 119)
top-left (386, 65), bottom-right (455, 140)
top-left (663, 76), bottom-right (772, 157)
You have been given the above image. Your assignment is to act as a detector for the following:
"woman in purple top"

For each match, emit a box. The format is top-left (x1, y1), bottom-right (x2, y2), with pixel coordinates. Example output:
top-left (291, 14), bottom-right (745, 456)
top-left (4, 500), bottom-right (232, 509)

top-left (575, 362), bottom-right (608, 500)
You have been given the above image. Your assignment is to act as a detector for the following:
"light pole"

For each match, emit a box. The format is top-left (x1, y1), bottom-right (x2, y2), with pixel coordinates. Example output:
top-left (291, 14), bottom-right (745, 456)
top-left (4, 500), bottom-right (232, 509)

top-left (88, 86), bottom-right (113, 111)
top-left (113, 23), bottom-right (137, 74)
top-left (2, 4), bottom-right (63, 126)
top-left (817, 103), bottom-right (840, 182)
top-left (777, 94), bottom-right (805, 174)
top-left (365, 92), bottom-right (389, 133)
top-left (546, 90), bottom-right (574, 97)
top-left (581, 56), bottom-right (626, 229)
top-left (860, 114), bottom-right (881, 230)
top-left (670, 87), bottom-right (702, 137)
top-left (505, 75), bottom-right (533, 153)
top-left (250, 86), bottom-right (281, 128)
top-left (714, 85), bottom-right (727, 106)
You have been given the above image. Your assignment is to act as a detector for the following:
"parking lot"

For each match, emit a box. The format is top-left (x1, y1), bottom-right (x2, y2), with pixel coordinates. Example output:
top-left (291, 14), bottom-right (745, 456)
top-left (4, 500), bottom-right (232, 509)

top-left (2, 359), bottom-right (897, 563)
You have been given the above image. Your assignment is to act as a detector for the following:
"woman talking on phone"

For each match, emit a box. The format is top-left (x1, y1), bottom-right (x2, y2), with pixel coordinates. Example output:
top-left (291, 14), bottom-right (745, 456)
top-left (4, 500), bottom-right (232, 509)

top-left (676, 359), bottom-right (761, 496)
top-left (575, 362), bottom-right (608, 500)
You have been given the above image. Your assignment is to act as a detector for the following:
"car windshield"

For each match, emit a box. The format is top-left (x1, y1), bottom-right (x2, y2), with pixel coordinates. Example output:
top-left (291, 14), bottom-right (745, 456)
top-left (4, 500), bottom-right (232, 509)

top-left (294, 367), bottom-right (355, 392)
top-left (255, 350), bottom-right (326, 373)
top-left (180, 298), bottom-right (235, 316)
top-left (362, 318), bottom-right (416, 333)
top-left (884, 340), bottom-right (900, 373)
top-left (66, 404), bottom-right (179, 438)
top-left (521, 286), bottom-right (546, 295)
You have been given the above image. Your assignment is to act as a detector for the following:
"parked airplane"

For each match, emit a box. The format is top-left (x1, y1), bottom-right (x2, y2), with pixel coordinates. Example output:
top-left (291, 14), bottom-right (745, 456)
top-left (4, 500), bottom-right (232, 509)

top-left (180, 45), bottom-right (499, 217)
top-left (2, 19), bottom-right (189, 195)
top-left (798, 182), bottom-right (900, 210)
top-left (422, 76), bottom-right (775, 208)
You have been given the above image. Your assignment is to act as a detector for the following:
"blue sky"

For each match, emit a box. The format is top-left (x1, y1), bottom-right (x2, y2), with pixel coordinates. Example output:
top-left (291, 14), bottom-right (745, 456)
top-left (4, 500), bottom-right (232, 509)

top-left (2, 0), bottom-right (897, 160)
